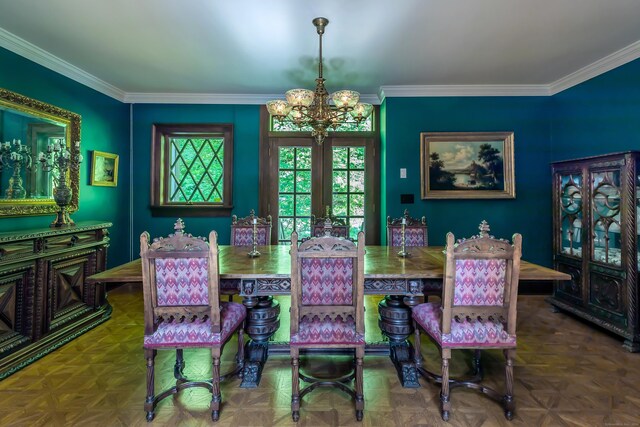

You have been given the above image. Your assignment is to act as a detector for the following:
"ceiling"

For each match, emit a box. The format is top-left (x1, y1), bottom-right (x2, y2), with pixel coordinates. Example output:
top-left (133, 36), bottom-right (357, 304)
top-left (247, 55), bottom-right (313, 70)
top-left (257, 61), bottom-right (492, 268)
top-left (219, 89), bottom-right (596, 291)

top-left (1, 0), bottom-right (640, 103)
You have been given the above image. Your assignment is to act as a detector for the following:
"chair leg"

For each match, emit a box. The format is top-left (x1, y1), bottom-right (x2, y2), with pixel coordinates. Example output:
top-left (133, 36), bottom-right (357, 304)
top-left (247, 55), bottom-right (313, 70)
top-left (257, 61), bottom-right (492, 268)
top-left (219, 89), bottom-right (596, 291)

top-left (144, 349), bottom-right (156, 422)
top-left (413, 321), bottom-right (422, 367)
top-left (355, 348), bottom-right (364, 421)
top-left (174, 348), bottom-right (185, 380)
top-left (472, 349), bottom-right (482, 380)
top-left (211, 354), bottom-right (221, 422)
top-left (291, 348), bottom-right (300, 422)
top-left (503, 349), bottom-right (515, 421)
top-left (440, 350), bottom-right (451, 421)
top-left (236, 326), bottom-right (245, 378)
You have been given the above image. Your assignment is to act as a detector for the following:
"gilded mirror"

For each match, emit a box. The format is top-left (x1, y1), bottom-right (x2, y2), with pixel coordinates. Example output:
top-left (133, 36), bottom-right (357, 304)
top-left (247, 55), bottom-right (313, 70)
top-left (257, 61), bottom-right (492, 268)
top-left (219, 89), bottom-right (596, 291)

top-left (0, 88), bottom-right (80, 217)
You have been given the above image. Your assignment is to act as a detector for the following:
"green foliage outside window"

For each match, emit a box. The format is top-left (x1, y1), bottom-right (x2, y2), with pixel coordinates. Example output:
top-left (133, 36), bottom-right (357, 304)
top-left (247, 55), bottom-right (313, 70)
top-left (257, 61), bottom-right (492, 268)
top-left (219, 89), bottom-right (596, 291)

top-left (272, 114), bottom-right (372, 132)
top-left (169, 137), bottom-right (224, 203)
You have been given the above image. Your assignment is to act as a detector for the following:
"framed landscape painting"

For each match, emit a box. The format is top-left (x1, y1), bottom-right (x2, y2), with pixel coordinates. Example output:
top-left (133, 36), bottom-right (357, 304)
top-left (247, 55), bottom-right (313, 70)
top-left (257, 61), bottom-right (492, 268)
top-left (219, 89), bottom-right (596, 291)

top-left (420, 132), bottom-right (515, 199)
top-left (90, 150), bottom-right (119, 187)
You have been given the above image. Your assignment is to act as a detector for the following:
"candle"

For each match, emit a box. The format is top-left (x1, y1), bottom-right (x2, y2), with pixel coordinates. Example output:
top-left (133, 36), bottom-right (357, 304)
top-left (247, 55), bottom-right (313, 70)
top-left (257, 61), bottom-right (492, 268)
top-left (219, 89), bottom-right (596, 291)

top-left (402, 218), bottom-right (406, 225)
top-left (38, 152), bottom-right (45, 161)
top-left (78, 154), bottom-right (84, 163)
top-left (75, 141), bottom-right (81, 148)
top-left (47, 144), bottom-right (53, 153)
top-left (253, 218), bottom-right (257, 225)
top-left (53, 141), bottom-right (61, 151)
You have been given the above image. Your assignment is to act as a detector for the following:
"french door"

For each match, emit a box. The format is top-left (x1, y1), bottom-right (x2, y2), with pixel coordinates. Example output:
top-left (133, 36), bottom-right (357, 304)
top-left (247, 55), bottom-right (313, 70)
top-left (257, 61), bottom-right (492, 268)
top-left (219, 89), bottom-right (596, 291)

top-left (259, 108), bottom-right (380, 244)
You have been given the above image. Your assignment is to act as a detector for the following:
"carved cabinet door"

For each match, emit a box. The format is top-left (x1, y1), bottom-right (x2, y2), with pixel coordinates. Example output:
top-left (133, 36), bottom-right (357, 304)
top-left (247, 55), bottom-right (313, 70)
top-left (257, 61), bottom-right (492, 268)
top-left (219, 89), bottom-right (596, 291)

top-left (0, 265), bottom-right (34, 356)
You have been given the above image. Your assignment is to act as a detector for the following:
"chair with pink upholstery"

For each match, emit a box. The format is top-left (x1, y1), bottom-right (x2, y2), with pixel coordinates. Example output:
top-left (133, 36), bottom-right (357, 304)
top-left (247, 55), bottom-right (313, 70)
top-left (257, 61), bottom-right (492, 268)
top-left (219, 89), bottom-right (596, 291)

top-left (289, 230), bottom-right (365, 422)
top-left (311, 206), bottom-right (349, 238)
top-left (231, 209), bottom-right (272, 246)
top-left (411, 221), bottom-right (522, 421)
top-left (140, 219), bottom-right (246, 422)
top-left (386, 209), bottom-right (428, 247)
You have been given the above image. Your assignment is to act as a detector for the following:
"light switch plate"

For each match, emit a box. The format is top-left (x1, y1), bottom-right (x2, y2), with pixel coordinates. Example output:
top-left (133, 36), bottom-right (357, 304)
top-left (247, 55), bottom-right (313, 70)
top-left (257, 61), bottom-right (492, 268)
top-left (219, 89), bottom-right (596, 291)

top-left (400, 168), bottom-right (407, 178)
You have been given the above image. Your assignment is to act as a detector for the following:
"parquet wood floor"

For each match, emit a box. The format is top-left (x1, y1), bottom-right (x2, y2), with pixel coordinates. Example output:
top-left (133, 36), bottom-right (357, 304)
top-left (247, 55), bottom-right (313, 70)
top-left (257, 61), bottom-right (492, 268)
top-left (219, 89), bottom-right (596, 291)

top-left (1, 284), bottom-right (639, 427)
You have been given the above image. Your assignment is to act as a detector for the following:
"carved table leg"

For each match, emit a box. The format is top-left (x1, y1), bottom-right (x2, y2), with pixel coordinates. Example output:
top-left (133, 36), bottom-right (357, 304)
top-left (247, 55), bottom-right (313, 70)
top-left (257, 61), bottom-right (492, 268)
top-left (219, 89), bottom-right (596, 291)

top-left (241, 295), bottom-right (280, 388)
top-left (378, 295), bottom-right (420, 388)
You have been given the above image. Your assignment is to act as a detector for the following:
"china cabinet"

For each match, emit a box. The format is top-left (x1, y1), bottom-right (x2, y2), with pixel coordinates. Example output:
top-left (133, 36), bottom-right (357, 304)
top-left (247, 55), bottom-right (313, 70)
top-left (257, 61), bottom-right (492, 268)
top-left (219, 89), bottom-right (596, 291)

top-left (0, 221), bottom-right (111, 378)
top-left (549, 152), bottom-right (639, 351)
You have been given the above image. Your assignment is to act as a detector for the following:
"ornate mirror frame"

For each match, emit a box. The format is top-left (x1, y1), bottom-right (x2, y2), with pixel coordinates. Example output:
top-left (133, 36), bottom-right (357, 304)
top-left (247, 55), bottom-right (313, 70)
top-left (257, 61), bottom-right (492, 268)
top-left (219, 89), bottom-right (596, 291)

top-left (0, 88), bottom-right (81, 217)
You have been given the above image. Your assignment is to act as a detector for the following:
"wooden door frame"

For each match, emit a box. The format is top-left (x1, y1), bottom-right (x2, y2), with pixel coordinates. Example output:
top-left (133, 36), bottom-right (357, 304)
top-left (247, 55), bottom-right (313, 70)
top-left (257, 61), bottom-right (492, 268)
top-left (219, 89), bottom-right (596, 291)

top-left (259, 106), bottom-right (381, 244)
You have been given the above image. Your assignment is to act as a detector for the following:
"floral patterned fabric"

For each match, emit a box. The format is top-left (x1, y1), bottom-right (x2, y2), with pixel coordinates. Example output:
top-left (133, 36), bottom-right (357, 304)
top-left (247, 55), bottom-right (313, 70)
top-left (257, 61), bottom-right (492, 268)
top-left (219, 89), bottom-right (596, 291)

top-left (454, 259), bottom-right (506, 306)
top-left (301, 258), bottom-right (354, 305)
top-left (390, 227), bottom-right (426, 247)
top-left (231, 227), bottom-right (269, 246)
top-left (291, 315), bottom-right (364, 346)
top-left (144, 302), bottom-right (246, 348)
top-left (155, 257), bottom-right (209, 306)
top-left (412, 302), bottom-right (516, 348)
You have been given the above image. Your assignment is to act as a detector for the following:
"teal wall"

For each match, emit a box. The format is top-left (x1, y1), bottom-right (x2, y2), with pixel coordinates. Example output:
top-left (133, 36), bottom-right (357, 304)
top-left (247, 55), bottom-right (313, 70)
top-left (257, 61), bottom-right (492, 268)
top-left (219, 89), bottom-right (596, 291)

top-left (130, 104), bottom-right (260, 256)
top-left (383, 97), bottom-right (553, 266)
top-left (551, 58), bottom-right (640, 161)
top-left (3, 41), bottom-right (639, 270)
top-left (0, 47), bottom-right (130, 267)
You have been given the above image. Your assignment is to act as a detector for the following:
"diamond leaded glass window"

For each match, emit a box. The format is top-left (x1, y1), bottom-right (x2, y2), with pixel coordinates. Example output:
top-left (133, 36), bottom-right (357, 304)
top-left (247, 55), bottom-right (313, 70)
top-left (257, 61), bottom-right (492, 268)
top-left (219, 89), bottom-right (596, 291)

top-left (151, 124), bottom-right (233, 216)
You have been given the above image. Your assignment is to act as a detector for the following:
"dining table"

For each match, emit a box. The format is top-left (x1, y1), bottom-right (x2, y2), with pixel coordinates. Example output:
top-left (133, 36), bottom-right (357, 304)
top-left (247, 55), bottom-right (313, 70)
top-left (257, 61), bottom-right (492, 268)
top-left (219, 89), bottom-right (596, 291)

top-left (87, 244), bottom-right (570, 388)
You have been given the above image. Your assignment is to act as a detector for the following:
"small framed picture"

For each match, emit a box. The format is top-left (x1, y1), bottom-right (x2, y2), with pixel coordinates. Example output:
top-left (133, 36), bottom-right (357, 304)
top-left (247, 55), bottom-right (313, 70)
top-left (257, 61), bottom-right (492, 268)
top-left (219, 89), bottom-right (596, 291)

top-left (420, 132), bottom-right (515, 199)
top-left (90, 150), bottom-right (119, 187)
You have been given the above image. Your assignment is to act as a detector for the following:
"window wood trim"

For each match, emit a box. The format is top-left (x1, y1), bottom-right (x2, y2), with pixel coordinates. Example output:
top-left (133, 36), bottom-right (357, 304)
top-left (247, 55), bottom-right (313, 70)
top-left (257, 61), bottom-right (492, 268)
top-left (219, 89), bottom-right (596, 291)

top-left (150, 123), bottom-right (234, 217)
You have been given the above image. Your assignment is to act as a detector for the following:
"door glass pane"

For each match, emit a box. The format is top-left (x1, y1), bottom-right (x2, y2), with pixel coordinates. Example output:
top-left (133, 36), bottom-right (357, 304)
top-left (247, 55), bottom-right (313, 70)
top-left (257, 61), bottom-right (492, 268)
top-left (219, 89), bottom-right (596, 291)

top-left (559, 174), bottom-right (583, 258)
top-left (278, 146), bottom-right (311, 244)
top-left (591, 170), bottom-right (621, 266)
top-left (333, 146), bottom-right (365, 240)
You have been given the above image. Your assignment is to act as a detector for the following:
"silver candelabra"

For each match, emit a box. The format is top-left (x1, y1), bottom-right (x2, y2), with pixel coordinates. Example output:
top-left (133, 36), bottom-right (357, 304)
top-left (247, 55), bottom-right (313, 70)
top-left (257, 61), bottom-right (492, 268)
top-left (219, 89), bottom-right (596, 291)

top-left (0, 139), bottom-right (32, 199)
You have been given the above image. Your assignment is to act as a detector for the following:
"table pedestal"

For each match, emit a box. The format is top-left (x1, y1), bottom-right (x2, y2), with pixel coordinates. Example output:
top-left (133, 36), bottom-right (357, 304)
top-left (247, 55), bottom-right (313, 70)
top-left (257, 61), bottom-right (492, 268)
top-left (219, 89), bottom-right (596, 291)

top-left (378, 295), bottom-right (421, 388)
top-left (240, 296), bottom-right (280, 388)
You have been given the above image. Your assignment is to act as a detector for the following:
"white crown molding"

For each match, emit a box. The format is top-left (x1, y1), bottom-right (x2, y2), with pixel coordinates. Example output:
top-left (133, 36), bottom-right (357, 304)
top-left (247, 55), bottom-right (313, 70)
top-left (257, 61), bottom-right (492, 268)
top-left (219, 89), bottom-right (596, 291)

top-left (549, 39), bottom-right (640, 95)
top-left (0, 27), bottom-right (126, 102)
top-left (378, 84), bottom-right (550, 100)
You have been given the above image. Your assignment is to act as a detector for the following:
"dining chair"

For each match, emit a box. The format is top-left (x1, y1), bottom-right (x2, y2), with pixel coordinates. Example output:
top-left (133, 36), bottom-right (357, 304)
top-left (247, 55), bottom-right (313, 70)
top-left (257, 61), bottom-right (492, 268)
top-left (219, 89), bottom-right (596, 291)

top-left (140, 219), bottom-right (246, 422)
top-left (289, 230), bottom-right (366, 422)
top-left (411, 220), bottom-right (522, 421)
top-left (311, 206), bottom-right (349, 238)
top-left (231, 209), bottom-right (272, 245)
top-left (386, 209), bottom-right (428, 246)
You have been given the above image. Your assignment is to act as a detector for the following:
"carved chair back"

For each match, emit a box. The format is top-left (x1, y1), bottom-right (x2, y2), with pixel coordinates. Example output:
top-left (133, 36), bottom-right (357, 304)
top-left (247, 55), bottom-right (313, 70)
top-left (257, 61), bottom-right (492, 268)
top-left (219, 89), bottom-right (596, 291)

top-left (140, 221), bottom-right (221, 337)
top-left (290, 231), bottom-right (365, 341)
top-left (231, 209), bottom-right (272, 246)
top-left (441, 222), bottom-right (522, 337)
top-left (311, 209), bottom-right (349, 238)
top-left (387, 209), bottom-right (428, 246)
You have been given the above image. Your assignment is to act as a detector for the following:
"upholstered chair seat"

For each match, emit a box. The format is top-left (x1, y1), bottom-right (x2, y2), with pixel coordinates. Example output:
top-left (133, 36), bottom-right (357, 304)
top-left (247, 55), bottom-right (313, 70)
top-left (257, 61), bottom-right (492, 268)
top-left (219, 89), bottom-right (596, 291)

top-left (144, 302), bottom-right (246, 348)
top-left (412, 303), bottom-right (516, 348)
top-left (290, 315), bottom-right (365, 346)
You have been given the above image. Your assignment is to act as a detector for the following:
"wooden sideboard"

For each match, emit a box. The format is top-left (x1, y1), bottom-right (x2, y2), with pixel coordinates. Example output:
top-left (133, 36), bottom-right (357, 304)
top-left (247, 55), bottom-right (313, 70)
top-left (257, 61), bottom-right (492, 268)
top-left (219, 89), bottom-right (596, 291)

top-left (0, 221), bottom-right (112, 379)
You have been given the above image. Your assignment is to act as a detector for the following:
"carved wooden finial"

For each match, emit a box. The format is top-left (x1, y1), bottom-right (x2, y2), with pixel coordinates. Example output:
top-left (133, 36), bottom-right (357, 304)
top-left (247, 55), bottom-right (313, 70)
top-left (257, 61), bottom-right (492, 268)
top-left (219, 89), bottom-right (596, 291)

top-left (174, 218), bottom-right (185, 234)
top-left (249, 209), bottom-right (256, 218)
top-left (478, 220), bottom-right (491, 237)
top-left (323, 217), bottom-right (333, 236)
top-left (403, 209), bottom-right (409, 218)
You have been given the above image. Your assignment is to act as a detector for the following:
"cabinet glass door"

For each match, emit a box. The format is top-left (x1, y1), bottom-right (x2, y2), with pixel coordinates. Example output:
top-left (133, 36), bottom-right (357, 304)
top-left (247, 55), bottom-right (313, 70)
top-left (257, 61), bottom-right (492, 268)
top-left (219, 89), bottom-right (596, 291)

top-left (560, 174), bottom-right (583, 257)
top-left (591, 170), bottom-right (622, 266)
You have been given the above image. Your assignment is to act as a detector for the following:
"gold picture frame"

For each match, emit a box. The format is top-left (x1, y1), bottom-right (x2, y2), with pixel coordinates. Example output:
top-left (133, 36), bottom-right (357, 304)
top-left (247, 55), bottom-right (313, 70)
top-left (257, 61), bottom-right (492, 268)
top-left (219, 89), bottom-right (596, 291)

top-left (420, 132), bottom-right (515, 199)
top-left (90, 150), bottom-right (119, 187)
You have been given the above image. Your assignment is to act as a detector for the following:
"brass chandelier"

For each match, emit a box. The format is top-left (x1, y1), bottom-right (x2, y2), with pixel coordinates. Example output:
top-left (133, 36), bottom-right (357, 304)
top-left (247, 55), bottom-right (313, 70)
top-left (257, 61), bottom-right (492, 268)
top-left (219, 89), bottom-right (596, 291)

top-left (266, 17), bottom-right (373, 145)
